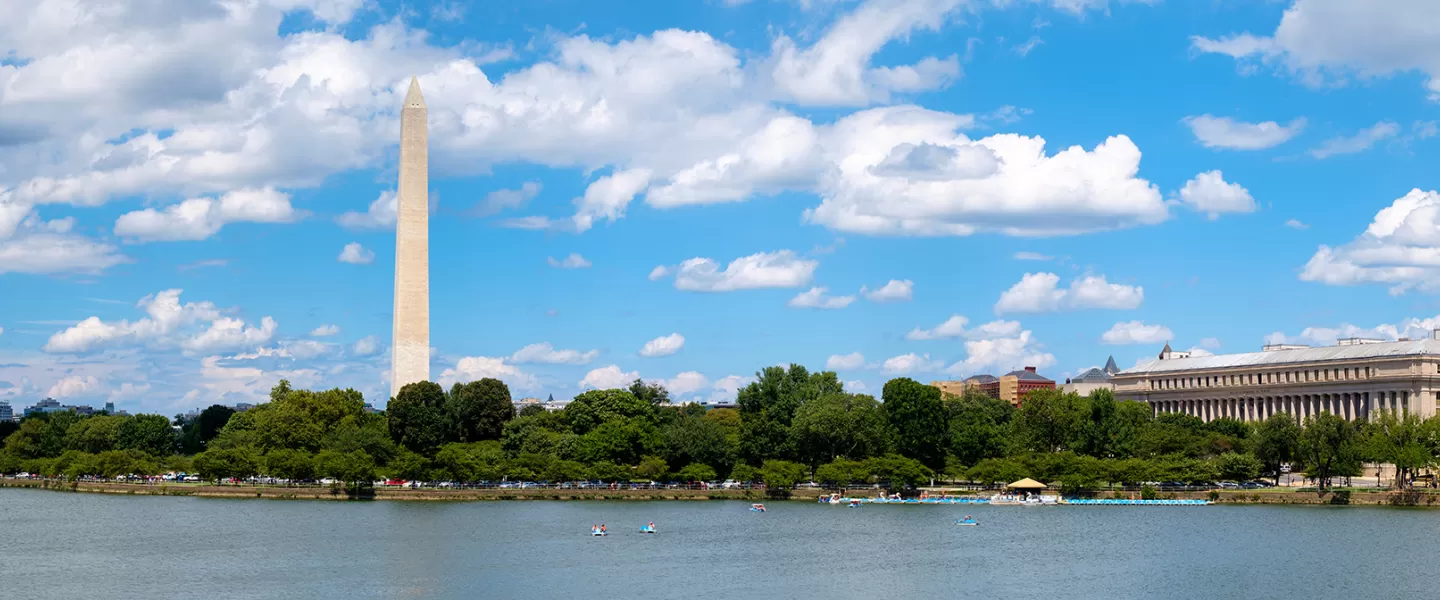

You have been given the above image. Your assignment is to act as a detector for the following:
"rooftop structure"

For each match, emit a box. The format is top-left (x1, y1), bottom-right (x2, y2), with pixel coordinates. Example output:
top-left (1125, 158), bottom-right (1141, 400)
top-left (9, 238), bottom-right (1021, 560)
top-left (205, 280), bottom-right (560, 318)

top-left (1061, 356), bottom-right (1120, 396)
top-left (1114, 331), bottom-right (1440, 422)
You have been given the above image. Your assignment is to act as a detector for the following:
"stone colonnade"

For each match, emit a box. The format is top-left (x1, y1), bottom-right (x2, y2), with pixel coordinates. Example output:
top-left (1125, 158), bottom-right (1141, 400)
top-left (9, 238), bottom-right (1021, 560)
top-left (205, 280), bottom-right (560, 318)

top-left (1150, 390), bottom-right (1412, 422)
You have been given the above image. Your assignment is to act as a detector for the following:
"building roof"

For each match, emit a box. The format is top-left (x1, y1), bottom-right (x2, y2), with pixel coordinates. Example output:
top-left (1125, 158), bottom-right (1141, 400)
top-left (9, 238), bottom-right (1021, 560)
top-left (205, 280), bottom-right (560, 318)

top-left (1120, 339), bottom-right (1440, 375)
top-left (1103, 356), bottom-right (1119, 375)
top-left (965, 374), bottom-right (998, 384)
top-left (1072, 367), bottom-right (1113, 383)
top-left (1003, 368), bottom-right (1053, 382)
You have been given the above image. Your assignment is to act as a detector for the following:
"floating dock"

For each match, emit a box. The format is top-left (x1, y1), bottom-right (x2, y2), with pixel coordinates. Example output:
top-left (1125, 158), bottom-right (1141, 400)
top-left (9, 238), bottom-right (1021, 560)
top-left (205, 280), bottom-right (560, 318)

top-left (819, 497), bottom-right (1209, 506)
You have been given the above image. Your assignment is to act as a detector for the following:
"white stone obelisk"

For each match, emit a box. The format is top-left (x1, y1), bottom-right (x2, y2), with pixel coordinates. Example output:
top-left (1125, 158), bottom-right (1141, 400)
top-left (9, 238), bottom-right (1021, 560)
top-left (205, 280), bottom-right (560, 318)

top-left (391, 77), bottom-right (429, 399)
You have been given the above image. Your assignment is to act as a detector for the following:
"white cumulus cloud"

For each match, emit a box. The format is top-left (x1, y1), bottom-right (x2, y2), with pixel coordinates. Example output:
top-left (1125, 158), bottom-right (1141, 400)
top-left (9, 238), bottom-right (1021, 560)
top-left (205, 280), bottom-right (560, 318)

top-left (861, 279), bottom-right (913, 302)
top-left (579, 365), bottom-right (640, 390)
top-left (994, 273), bottom-right (1143, 314)
top-left (825, 352), bottom-right (867, 370)
top-left (1175, 170), bottom-right (1256, 219)
top-left (788, 287), bottom-right (855, 309)
top-left (667, 250), bottom-right (817, 292)
top-left (1183, 115), bottom-right (1306, 150)
top-left (338, 242), bottom-right (374, 265)
top-left (440, 356), bottom-right (538, 391)
top-left (1101, 321), bottom-right (1174, 345)
top-left (352, 336), bottom-right (379, 356)
top-left (1300, 189), bottom-right (1440, 294)
top-left (510, 342), bottom-right (599, 365)
top-left (115, 188), bottom-right (298, 242)
top-left (1190, 1), bottom-right (1440, 99)
top-left (547, 253), bottom-right (592, 269)
top-left (310, 324), bottom-right (340, 337)
top-left (639, 333), bottom-right (685, 357)
top-left (881, 352), bottom-right (946, 375)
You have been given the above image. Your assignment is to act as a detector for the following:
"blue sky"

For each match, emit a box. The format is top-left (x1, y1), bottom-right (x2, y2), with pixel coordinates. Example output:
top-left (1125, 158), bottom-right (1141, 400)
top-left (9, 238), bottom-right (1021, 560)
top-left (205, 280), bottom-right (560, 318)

top-left (3, 0), bottom-right (1440, 413)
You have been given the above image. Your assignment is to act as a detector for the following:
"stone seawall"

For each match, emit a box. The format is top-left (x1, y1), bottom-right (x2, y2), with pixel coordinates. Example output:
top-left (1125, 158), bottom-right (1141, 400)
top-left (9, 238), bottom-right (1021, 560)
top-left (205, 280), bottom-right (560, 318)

top-left (0, 479), bottom-right (785, 501)
top-left (5, 479), bottom-right (1440, 506)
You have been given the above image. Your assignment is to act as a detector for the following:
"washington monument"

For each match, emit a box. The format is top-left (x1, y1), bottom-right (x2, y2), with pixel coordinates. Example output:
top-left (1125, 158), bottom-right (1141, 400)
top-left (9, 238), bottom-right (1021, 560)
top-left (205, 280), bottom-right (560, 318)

top-left (391, 77), bottom-right (429, 398)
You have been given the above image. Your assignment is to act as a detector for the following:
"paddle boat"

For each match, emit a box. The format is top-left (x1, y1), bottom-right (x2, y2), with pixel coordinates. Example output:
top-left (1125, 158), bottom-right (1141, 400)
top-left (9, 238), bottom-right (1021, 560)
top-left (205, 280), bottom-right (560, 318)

top-left (639, 522), bottom-right (657, 534)
top-left (591, 527), bottom-right (607, 537)
top-left (955, 516), bottom-right (979, 526)
top-left (750, 503), bottom-right (767, 512)
top-left (847, 499), bottom-right (862, 508)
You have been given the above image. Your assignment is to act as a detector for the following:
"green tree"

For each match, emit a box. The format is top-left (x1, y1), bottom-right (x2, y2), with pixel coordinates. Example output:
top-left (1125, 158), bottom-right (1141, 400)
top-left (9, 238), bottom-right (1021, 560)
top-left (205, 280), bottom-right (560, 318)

top-left (660, 413), bottom-right (734, 473)
top-left (737, 365), bottom-right (843, 464)
top-left (448, 378), bottom-right (515, 442)
top-left (1298, 413), bottom-right (1359, 491)
top-left (1361, 410), bottom-right (1436, 488)
top-left (864, 454), bottom-right (933, 490)
top-left (181, 405), bottom-right (237, 453)
top-left (789, 392), bottom-right (891, 468)
top-left (1012, 389), bottom-right (1084, 454)
top-left (5, 412), bottom-right (81, 459)
top-left (314, 450), bottom-right (377, 487)
top-left (636, 456), bottom-right (669, 481)
top-left (628, 378), bottom-right (671, 406)
top-left (1254, 413), bottom-right (1301, 484)
top-left (264, 449), bottom-right (316, 481)
top-left (814, 459), bottom-right (869, 487)
top-left (882, 378), bottom-right (948, 471)
top-left (194, 447), bottom-right (261, 482)
top-left (574, 419), bottom-right (661, 465)
top-left (730, 463), bottom-right (759, 483)
top-left (759, 459), bottom-right (807, 491)
top-left (433, 442), bottom-right (506, 482)
top-left (66, 415), bottom-right (125, 453)
top-left (0, 420), bottom-right (19, 446)
top-left (116, 414), bottom-right (176, 456)
top-left (1215, 451), bottom-right (1263, 481)
top-left (387, 381), bottom-right (450, 453)
top-left (946, 393), bottom-right (1015, 465)
top-left (565, 389), bottom-right (654, 435)
top-left (586, 461), bottom-right (628, 482)
top-left (677, 463), bottom-right (717, 482)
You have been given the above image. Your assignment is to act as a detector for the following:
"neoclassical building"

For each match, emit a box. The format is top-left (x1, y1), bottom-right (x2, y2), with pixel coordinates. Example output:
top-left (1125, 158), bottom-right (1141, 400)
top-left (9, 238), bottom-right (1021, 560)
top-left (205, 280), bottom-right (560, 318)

top-left (1113, 337), bottom-right (1440, 422)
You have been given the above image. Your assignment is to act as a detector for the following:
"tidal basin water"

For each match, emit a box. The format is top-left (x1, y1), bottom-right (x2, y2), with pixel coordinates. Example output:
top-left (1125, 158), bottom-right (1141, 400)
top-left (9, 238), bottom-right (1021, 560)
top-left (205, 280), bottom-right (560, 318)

top-left (2, 488), bottom-right (1434, 600)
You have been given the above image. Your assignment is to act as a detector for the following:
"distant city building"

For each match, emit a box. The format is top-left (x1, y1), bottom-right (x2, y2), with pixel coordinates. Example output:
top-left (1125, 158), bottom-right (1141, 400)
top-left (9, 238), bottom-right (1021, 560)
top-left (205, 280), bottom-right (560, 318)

top-left (362, 402), bottom-right (377, 414)
top-left (233, 403), bottom-right (254, 412)
top-left (1114, 331), bottom-right (1440, 422)
top-left (65, 404), bottom-right (95, 416)
top-left (701, 400), bottom-right (737, 410)
top-left (0, 400), bottom-right (12, 422)
top-left (999, 367), bottom-right (1055, 406)
top-left (929, 380), bottom-right (967, 398)
top-left (103, 402), bottom-right (115, 414)
top-left (23, 398), bottom-right (65, 418)
top-left (1061, 356), bottom-right (1120, 396)
top-left (514, 397), bottom-right (543, 410)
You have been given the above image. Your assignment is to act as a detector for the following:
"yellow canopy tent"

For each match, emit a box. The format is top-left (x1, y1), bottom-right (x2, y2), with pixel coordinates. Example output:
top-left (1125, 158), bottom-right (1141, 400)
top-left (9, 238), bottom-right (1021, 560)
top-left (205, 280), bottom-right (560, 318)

top-left (1005, 478), bottom-right (1048, 490)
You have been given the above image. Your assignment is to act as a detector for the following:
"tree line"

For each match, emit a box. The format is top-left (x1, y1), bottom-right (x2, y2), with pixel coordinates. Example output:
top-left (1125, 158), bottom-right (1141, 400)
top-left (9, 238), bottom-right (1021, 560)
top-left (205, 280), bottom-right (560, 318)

top-left (4, 363), bottom-right (1439, 492)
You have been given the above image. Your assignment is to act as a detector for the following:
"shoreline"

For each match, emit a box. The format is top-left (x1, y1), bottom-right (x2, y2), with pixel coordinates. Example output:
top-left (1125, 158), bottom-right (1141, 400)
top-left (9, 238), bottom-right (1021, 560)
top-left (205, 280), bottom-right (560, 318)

top-left (6, 479), bottom-right (1440, 506)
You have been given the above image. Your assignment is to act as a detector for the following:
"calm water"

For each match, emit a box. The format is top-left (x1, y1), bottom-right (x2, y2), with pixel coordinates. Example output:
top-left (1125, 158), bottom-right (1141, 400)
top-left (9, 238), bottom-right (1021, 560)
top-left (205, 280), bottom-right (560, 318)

top-left (0, 488), bottom-right (1432, 599)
